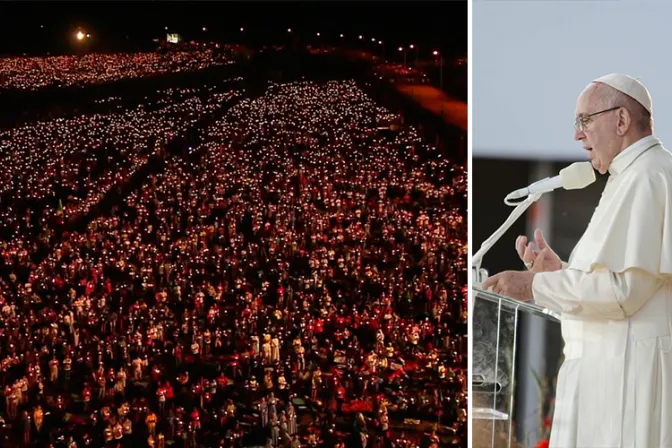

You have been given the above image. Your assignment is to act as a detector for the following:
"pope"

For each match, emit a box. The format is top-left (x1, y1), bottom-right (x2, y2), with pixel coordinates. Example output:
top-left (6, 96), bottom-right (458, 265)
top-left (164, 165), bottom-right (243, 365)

top-left (484, 73), bottom-right (672, 448)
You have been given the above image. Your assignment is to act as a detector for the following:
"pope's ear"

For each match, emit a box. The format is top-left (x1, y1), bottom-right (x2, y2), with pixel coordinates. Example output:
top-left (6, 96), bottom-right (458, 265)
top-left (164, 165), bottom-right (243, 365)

top-left (616, 107), bottom-right (631, 135)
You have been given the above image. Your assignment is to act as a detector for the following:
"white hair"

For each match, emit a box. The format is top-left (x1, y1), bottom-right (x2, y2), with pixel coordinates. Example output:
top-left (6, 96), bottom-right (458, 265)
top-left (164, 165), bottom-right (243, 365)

top-left (594, 82), bottom-right (653, 133)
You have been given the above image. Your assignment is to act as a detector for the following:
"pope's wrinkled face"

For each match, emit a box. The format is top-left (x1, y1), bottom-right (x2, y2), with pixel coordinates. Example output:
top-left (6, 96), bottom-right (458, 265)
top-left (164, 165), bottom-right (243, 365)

top-left (574, 84), bottom-right (621, 175)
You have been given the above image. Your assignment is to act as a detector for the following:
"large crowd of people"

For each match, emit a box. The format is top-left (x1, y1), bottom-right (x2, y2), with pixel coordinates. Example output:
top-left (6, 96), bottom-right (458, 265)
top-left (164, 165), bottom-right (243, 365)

top-left (0, 82), bottom-right (243, 313)
top-left (0, 76), bottom-right (466, 447)
top-left (0, 48), bottom-right (237, 92)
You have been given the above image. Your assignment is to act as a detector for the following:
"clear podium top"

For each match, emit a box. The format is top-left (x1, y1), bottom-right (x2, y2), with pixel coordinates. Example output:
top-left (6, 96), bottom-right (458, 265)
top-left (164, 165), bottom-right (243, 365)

top-left (472, 286), bottom-right (560, 322)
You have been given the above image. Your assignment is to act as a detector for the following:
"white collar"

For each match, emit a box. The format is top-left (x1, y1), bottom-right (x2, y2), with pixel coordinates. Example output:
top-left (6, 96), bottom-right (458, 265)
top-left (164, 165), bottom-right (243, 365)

top-left (608, 135), bottom-right (660, 176)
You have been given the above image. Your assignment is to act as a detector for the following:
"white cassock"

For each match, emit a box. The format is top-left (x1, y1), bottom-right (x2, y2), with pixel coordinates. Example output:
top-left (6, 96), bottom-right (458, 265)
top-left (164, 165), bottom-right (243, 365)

top-left (532, 135), bottom-right (672, 448)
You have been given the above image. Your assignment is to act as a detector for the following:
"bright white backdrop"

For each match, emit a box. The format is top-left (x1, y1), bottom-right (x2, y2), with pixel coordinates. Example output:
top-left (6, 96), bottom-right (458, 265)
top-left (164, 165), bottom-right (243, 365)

top-left (473, 0), bottom-right (672, 160)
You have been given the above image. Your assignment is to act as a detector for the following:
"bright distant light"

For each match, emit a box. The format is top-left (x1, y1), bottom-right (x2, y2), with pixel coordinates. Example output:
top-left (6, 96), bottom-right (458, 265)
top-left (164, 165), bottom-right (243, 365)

top-left (316, 32), bottom-right (320, 37)
top-left (240, 27), bottom-right (244, 32)
top-left (409, 44), bottom-right (415, 49)
top-left (76, 31), bottom-right (85, 41)
top-left (287, 28), bottom-right (292, 33)
top-left (433, 50), bottom-right (439, 56)
top-left (398, 47), bottom-right (403, 51)
top-left (202, 26), bottom-right (207, 32)
top-left (86, 33), bottom-right (91, 38)
top-left (371, 37), bottom-right (376, 42)
top-left (340, 34), bottom-right (344, 38)
top-left (165, 26), bottom-right (168, 31)
top-left (378, 40), bottom-right (383, 45)
top-left (359, 35), bottom-right (363, 40)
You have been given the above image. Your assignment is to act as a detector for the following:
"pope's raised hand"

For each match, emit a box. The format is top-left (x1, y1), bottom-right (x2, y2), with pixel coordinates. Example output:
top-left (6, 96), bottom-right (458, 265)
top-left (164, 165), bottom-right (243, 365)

top-left (516, 229), bottom-right (562, 273)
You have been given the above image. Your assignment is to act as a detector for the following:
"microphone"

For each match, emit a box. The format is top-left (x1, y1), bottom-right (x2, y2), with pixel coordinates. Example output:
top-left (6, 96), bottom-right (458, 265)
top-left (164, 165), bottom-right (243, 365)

top-left (506, 161), bottom-right (596, 201)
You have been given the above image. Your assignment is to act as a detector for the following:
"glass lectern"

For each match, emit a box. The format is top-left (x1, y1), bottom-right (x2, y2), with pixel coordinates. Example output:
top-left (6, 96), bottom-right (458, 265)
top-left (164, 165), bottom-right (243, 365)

top-left (472, 287), bottom-right (561, 448)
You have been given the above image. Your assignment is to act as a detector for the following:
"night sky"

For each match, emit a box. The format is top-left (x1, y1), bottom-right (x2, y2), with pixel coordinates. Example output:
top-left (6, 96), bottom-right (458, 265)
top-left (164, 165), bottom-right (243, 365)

top-left (0, 1), bottom-right (466, 57)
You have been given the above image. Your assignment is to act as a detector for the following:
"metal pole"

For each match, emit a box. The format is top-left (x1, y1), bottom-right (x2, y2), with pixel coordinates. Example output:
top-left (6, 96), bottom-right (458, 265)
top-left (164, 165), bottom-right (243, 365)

top-left (440, 56), bottom-right (443, 90)
top-left (514, 161), bottom-right (554, 447)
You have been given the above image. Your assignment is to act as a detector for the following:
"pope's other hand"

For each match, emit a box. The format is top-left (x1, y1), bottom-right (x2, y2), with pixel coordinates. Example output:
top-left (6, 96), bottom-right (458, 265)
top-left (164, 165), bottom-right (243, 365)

top-left (482, 270), bottom-right (535, 302)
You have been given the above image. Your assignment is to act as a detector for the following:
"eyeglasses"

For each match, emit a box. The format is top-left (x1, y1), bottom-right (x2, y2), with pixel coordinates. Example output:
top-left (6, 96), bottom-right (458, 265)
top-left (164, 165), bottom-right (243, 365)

top-left (574, 106), bottom-right (621, 132)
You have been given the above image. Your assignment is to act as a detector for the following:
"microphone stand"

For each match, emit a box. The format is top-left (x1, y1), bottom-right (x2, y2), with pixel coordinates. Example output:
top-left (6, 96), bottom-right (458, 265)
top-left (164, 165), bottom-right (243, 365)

top-left (472, 192), bottom-right (543, 286)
